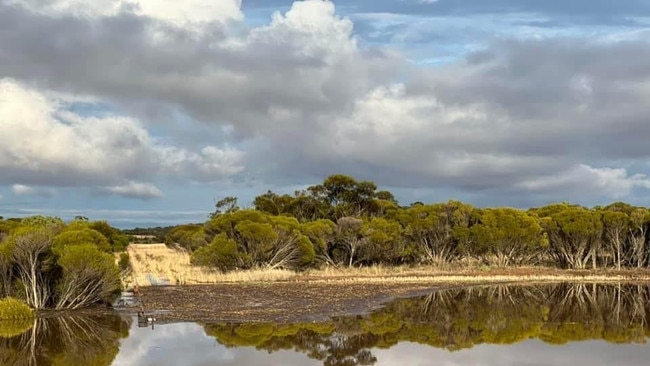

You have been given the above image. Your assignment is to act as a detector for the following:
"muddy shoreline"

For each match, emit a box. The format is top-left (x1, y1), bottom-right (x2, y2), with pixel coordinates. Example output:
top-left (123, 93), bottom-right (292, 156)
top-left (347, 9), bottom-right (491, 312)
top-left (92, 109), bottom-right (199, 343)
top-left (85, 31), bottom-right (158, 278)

top-left (136, 282), bottom-right (447, 323)
top-left (133, 272), bottom-right (650, 323)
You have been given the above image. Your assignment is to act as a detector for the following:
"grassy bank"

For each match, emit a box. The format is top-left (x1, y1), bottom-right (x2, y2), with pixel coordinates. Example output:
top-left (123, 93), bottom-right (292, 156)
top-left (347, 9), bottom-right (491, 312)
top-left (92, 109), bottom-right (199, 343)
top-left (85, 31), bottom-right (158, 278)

top-left (124, 244), bottom-right (650, 287)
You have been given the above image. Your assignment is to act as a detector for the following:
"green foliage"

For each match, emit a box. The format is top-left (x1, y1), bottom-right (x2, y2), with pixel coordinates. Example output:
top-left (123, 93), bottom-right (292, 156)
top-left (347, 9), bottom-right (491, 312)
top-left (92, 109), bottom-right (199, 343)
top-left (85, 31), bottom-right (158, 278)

top-left (470, 208), bottom-right (545, 266)
top-left (293, 235), bottom-right (316, 268)
top-left (20, 216), bottom-right (65, 228)
top-left (539, 206), bottom-right (603, 269)
top-left (0, 219), bottom-right (123, 309)
top-left (191, 234), bottom-right (248, 271)
top-left (118, 253), bottom-right (131, 273)
top-left (56, 244), bottom-right (122, 308)
top-left (89, 221), bottom-right (130, 252)
top-left (52, 228), bottom-right (111, 254)
top-left (0, 298), bottom-right (34, 320)
top-left (360, 218), bottom-right (404, 264)
top-left (211, 196), bottom-right (239, 218)
top-left (301, 219), bottom-right (336, 260)
top-left (167, 225), bottom-right (208, 252)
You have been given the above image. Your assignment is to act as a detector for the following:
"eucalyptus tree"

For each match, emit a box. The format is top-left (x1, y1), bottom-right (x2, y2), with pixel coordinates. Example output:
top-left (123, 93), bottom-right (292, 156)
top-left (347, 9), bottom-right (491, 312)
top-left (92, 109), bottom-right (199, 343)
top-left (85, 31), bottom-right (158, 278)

top-left (200, 210), bottom-right (316, 270)
top-left (166, 224), bottom-right (208, 252)
top-left (470, 208), bottom-right (546, 266)
top-left (301, 219), bottom-right (337, 265)
top-left (0, 216), bottom-right (122, 309)
top-left (9, 227), bottom-right (56, 309)
top-left (397, 204), bottom-right (457, 265)
top-left (253, 191), bottom-right (295, 216)
top-left (359, 218), bottom-right (405, 265)
top-left (335, 217), bottom-right (364, 267)
top-left (537, 205), bottom-right (603, 269)
top-left (600, 210), bottom-right (629, 270)
top-left (628, 208), bottom-right (650, 268)
top-left (54, 244), bottom-right (121, 309)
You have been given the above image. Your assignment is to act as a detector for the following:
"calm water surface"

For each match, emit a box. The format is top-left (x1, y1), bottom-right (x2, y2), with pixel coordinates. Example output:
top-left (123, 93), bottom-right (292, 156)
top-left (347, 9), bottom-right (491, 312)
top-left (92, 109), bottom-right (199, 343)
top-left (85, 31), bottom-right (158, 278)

top-left (3, 283), bottom-right (650, 365)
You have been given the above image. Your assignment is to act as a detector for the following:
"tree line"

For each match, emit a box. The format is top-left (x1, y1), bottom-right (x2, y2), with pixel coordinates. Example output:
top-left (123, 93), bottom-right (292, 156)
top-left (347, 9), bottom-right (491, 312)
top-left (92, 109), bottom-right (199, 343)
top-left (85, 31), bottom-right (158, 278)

top-left (0, 216), bottom-right (127, 309)
top-left (163, 175), bottom-right (650, 271)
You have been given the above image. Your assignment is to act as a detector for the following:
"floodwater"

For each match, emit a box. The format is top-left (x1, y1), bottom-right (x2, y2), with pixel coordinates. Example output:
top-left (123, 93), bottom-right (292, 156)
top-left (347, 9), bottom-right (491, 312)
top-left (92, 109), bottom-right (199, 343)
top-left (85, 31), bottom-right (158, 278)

top-left (3, 283), bottom-right (650, 365)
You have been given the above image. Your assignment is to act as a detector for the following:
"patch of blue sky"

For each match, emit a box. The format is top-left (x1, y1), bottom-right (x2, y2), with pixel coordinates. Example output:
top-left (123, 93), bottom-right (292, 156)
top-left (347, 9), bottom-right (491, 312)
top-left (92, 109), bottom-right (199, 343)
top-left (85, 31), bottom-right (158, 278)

top-left (349, 11), bottom-right (649, 64)
top-left (65, 101), bottom-right (116, 119)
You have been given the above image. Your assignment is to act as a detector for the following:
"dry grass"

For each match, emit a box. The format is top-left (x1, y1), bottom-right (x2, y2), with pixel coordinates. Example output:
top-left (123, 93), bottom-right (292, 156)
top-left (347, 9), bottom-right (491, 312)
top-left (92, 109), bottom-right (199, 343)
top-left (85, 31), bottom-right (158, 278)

top-left (125, 244), bottom-right (294, 287)
top-left (125, 244), bottom-right (650, 288)
top-left (302, 265), bottom-right (650, 284)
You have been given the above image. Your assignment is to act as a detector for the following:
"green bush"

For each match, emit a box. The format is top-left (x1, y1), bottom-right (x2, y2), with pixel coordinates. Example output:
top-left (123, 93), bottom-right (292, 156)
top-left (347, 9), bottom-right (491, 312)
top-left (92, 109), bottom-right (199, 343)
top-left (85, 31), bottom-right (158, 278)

top-left (191, 234), bottom-right (247, 271)
top-left (118, 252), bottom-right (131, 273)
top-left (0, 297), bottom-right (34, 320)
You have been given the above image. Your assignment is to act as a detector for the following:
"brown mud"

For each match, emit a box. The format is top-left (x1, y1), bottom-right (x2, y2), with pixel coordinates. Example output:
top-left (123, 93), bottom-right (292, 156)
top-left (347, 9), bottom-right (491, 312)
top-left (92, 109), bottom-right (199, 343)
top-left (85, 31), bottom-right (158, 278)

top-left (137, 282), bottom-right (447, 323)
top-left (135, 268), bottom-right (650, 323)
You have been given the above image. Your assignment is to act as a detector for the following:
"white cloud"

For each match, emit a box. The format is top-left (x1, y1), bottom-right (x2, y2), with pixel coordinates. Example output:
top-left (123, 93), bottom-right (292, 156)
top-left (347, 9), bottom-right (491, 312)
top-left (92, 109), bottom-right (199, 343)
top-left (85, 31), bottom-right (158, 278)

top-left (516, 165), bottom-right (650, 198)
top-left (3, 0), bottom-right (243, 26)
top-left (1, 0), bottom-right (650, 208)
top-left (12, 184), bottom-right (56, 197)
top-left (104, 181), bottom-right (163, 199)
top-left (0, 79), bottom-right (244, 194)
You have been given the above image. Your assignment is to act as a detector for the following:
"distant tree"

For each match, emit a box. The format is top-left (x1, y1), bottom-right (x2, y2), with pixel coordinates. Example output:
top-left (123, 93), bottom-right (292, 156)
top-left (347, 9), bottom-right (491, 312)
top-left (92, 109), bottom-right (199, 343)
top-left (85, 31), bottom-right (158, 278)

top-left (254, 191), bottom-right (294, 216)
top-left (211, 196), bottom-right (239, 218)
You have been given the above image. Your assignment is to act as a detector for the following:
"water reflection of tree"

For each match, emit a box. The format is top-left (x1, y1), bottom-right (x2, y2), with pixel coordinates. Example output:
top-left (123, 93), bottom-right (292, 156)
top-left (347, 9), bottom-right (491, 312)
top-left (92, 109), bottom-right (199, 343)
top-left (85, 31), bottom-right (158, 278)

top-left (0, 314), bottom-right (131, 366)
top-left (204, 283), bottom-right (650, 365)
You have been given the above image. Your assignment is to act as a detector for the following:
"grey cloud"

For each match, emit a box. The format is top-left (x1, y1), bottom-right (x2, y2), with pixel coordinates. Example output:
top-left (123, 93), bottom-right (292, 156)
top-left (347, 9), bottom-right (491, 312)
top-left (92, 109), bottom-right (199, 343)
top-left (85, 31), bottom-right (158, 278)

top-left (0, 2), bottom-right (402, 139)
top-left (3, 0), bottom-right (650, 207)
top-left (244, 36), bottom-right (650, 204)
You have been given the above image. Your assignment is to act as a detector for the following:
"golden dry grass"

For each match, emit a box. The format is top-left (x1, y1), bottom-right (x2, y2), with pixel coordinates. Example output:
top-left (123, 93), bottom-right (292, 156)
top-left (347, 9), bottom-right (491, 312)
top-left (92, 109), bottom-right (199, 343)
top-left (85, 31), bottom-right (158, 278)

top-left (125, 244), bottom-right (650, 287)
top-left (125, 244), bottom-right (294, 287)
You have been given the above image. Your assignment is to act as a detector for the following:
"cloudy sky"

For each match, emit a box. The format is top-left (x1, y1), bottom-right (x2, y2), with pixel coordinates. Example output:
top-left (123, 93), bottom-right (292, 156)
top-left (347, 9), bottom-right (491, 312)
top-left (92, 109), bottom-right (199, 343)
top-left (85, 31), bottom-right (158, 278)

top-left (112, 320), bottom-right (650, 366)
top-left (1, 0), bottom-right (650, 227)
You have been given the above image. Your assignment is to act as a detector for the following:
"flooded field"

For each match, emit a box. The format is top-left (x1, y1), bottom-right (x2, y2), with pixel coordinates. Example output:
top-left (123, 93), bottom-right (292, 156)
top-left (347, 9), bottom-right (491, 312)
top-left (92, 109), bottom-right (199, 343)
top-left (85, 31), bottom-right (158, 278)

top-left (3, 283), bottom-right (650, 365)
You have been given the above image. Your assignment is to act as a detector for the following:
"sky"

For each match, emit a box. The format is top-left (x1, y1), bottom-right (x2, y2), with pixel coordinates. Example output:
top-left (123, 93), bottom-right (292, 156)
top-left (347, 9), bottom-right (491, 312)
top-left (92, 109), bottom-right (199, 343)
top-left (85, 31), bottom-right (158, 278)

top-left (1, 0), bottom-right (650, 228)
top-left (112, 320), bottom-right (650, 366)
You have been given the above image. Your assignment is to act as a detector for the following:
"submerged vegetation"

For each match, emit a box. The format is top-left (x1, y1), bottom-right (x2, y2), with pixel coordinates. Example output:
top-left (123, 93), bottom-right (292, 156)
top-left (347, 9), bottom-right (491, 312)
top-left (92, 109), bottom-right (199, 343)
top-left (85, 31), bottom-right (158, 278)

top-left (0, 216), bottom-right (126, 309)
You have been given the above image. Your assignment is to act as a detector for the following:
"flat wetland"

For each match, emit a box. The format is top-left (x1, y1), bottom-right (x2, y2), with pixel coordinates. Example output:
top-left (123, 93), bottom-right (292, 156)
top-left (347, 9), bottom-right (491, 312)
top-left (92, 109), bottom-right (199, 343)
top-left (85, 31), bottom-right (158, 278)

top-left (136, 267), bottom-right (650, 323)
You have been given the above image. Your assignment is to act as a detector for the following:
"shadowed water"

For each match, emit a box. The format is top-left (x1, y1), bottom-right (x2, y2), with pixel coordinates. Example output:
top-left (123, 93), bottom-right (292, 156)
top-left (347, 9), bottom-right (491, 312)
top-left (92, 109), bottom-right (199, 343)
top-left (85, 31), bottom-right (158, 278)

top-left (3, 283), bottom-right (650, 365)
